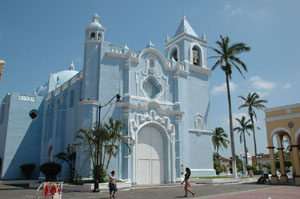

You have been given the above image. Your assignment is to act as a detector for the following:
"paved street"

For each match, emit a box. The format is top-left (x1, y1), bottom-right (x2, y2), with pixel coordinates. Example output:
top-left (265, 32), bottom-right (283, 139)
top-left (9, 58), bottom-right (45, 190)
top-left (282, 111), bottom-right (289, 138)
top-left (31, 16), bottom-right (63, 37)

top-left (0, 182), bottom-right (299, 199)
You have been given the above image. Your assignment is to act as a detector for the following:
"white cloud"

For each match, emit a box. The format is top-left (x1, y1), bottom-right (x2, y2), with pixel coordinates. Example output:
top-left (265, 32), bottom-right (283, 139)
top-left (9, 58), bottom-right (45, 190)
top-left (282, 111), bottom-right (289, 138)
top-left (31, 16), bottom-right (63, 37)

top-left (283, 83), bottom-right (291, 89)
top-left (250, 76), bottom-right (276, 90)
top-left (220, 4), bottom-right (268, 20)
top-left (221, 3), bottom-right (243, 17)
top-left (212, 82), bottom-right (237, 95)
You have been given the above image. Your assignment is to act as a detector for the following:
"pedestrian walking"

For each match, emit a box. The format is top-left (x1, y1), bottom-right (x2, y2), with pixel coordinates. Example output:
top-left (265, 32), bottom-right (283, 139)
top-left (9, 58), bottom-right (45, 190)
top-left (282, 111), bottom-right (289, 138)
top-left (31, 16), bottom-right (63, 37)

top-left (181, 167), bottom-right (195, 197)
top-left (108, 170), bottom-right (117, 198)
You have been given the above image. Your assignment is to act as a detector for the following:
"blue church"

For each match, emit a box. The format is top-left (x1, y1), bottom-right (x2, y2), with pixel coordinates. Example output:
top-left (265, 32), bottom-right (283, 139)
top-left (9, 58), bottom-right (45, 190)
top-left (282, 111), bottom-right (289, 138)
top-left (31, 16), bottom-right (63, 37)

top-left (0, 14), bottom-right (215, 184)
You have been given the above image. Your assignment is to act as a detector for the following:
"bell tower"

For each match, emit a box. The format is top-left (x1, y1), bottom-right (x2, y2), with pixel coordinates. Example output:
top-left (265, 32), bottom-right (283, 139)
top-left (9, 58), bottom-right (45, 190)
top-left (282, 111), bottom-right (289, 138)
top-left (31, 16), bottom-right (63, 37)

top-left (164, 15), bottom-right (207, 68)
top-left (85, 14), bottom-right (106, 42)
top-left (82, 14), bottom-right (106, 101)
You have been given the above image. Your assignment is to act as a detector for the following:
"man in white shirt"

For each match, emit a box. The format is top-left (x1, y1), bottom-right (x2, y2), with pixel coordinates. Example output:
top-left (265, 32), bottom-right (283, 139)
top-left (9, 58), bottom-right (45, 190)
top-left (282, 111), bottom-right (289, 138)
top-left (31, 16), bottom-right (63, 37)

top-left (263, 165), bottom-right (269, 180)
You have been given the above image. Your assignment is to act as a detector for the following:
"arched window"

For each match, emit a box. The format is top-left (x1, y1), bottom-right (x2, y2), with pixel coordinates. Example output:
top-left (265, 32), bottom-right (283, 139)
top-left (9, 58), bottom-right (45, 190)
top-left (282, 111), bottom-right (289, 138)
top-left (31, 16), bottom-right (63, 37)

top-left (69, 90), bottom-right (74, 108)
top-left (171, 48), bottom-right (178, 62)
top-left (192, 46), bottom-right (202, 66)
top-left (90, 32), bottom-right (95, 40)
top-left (149, 59), bottom-right (155, 68)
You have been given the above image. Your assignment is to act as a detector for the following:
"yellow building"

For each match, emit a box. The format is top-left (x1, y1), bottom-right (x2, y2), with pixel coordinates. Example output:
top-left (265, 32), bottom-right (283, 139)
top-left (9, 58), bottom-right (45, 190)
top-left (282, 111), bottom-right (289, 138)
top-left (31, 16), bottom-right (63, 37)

top-left (265, 103), bottom-right (300, 185)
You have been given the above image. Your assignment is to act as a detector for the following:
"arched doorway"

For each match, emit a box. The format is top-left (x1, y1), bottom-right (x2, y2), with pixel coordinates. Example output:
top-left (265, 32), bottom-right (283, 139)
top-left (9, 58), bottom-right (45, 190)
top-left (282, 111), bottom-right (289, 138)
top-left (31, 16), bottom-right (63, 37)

top-left (137, 125), bottom-right (164, 184)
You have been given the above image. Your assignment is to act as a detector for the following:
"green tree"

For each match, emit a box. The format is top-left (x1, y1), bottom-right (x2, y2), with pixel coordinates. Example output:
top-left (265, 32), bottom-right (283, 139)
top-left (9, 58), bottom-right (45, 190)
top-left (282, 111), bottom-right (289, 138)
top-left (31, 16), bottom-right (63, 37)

top-left (229, 155), bottom-right (243, 173)
top-left (75, 117), bottom-right (131, 182)
top-left (210, 35), bottom-right (250, 178)
top-left (54, 144), bottom-right (76, 182)
top-left (234, 116), bottom-right (252, 166)
top-left (212, 127), bottom-right (229, 155)
top-left (213, 153), bottom-right (224, 175)
top-left (239, 92), bottom-right (267, 166)
top-left (103, 118), bottom-right (130, 170)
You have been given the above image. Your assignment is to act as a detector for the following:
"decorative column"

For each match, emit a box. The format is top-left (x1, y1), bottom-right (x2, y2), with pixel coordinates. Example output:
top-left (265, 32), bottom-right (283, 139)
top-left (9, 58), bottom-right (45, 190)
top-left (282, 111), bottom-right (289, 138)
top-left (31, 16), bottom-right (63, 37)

top-left (291, 145), bottom-right (300, 185)
top-left (277, 148), bottom-right (288, 182)
top-left (267, 146), bottom-right (279, 183)
top-left (289, 148), bottom-right (296, 180)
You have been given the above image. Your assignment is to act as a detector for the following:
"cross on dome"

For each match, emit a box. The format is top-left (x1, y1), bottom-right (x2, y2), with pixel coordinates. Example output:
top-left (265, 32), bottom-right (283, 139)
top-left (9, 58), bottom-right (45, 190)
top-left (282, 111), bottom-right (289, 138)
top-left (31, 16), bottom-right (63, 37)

top-left (92, 14), bottom-right (99, 23)
top-left (69, 60), bottom-right (75, 70)
top-left (89, 13), bottom-right (103, 28)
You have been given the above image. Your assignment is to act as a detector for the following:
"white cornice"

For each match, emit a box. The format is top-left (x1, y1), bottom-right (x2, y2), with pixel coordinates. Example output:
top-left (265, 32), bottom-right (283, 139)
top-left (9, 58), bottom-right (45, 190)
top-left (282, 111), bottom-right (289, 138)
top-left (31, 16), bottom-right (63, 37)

top-left (188, 129), bottom-right (213, 135)
top-left (265, 103), bottom-right (300, 113)
top-left (84, 40), bottom-right (101, 45)
top-left (165, 33), bottom-right (207, 49)
top-left (78, 100), bottom-right (99, 106)
top-left (118, 101), bottom-right (184, 116)
top-left (189, 64), bottom-right (212, 75)
top-left (190, 169), bottom-right (215, 172)
top-left (105, 51), bottom-right (139, 63)
top-left (85, 26), bottom-right (106, 32)
top-left (125, 94), bottom-right (175, 106)
top-left (265, 112), bottom-right (300, 122)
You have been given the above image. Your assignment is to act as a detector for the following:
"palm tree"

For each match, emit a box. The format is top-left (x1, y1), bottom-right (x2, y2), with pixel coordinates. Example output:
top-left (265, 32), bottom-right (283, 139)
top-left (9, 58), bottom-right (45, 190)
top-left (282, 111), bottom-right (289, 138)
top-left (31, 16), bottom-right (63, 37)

top-left (239, 92), bottom-right (267, 166)
top-left (234, 116), bottom-right (252, 167)
top-left (103, 118), bottom-right (129, 170)
top-left (210, 35), bottom-right (250, 177)
top-left (212, 127), bottom-right (229, 155)
top-left (55, 144), bottom-right (77, 182)
top-left (75, 117), bottom-right (131, 182)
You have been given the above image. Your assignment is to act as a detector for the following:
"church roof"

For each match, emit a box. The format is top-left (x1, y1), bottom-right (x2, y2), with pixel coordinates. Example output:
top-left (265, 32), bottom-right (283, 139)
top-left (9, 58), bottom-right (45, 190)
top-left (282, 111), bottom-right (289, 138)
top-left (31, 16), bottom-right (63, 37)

top-left (51, 70), bottom-right (79, 86)
top-left (174, 16), bottom-right (198, 38)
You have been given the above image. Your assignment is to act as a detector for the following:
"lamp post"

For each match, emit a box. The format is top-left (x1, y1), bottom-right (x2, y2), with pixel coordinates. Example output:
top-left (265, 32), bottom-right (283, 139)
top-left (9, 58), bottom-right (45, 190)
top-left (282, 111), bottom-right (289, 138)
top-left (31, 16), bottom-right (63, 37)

top-left (93, 94), bottom-right (121, 192)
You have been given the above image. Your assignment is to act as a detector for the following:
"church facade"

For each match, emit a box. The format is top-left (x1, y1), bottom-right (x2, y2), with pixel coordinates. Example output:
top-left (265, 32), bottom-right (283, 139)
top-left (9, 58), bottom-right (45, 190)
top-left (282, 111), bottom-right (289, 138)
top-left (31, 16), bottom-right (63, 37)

top-left (0, 14), bottom-right (215, 184)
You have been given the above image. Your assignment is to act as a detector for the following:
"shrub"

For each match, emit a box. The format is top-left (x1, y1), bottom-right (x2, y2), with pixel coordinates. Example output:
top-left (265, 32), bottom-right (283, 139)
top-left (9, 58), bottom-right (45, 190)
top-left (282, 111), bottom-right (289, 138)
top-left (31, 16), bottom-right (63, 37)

top-left (93, 166), bottom-right (107, 183)
top-left (39, 162), bottom-right (62, 181)
top-left (20, 163), bottom-right (35, 179)
top-left (213, 153), bottom-right (224, 175)
top-left (73, 171), bottom-right (84, 185)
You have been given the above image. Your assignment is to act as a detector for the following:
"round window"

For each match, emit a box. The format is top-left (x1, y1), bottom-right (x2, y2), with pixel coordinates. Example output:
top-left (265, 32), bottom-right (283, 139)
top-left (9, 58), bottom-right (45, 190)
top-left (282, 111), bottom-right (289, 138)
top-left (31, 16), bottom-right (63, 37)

top-left (29, 109), bottom-right (39, 120)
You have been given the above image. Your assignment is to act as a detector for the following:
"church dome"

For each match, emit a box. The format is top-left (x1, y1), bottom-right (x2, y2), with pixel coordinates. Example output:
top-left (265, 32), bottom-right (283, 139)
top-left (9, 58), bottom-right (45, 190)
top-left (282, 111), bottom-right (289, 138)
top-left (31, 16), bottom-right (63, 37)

top-left (52, 69), bottom-right (79, 86)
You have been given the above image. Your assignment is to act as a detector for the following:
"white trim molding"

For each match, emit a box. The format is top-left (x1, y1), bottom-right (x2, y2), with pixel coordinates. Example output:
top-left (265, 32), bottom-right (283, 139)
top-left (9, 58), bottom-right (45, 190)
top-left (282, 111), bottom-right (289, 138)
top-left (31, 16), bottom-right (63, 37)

top-left (265, 112), bottom-right (300, 122)
top-left (190, 169), bottom-right (215, 172)
top-left (188, 129), bottom-right (213, 135)
top-left (165, 33), bottom-right (207, 49)
top-left (265, 103), bottom-right (300, 113)
top-left (130, 109), bottom-right (176, 184)
top-left (78, 100), bottom-right (99, 106)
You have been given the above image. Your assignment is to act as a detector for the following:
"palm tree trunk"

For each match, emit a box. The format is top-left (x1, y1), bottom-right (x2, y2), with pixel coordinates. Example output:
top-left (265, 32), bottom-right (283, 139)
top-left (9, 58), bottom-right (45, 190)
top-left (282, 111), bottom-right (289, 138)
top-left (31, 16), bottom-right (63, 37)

top-left (225, 74), bottom-right (237, 178)
top-left (243, 131), bottom-right (248, 165)
top-left (106, 141), bottom-right (115, 170)
top-left (250, 114), bottom-right (258, 168)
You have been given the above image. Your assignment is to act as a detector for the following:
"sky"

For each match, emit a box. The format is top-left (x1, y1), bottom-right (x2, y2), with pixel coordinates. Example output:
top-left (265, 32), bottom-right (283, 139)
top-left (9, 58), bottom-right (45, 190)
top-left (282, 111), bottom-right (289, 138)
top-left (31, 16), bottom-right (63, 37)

top-left (1, 0), bottom-right (300, 158)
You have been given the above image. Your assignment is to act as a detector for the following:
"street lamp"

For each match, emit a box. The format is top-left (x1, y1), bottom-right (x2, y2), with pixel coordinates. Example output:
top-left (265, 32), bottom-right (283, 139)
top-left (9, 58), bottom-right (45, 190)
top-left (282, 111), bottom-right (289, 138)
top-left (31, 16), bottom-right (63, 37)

top-left (93, 94), bottom-right (121, 192)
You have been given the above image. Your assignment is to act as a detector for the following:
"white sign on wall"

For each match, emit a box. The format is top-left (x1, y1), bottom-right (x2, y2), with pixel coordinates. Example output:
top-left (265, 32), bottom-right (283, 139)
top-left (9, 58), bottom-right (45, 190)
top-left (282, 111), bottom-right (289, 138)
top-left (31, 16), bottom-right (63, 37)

top-left (19, 95), bottom-right (35, 102)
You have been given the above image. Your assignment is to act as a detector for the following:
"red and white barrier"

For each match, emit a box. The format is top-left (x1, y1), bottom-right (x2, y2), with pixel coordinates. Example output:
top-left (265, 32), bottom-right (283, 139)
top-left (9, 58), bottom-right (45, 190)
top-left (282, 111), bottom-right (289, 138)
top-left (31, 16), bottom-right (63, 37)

top-left (36, 182), bottom-right (63, 199)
